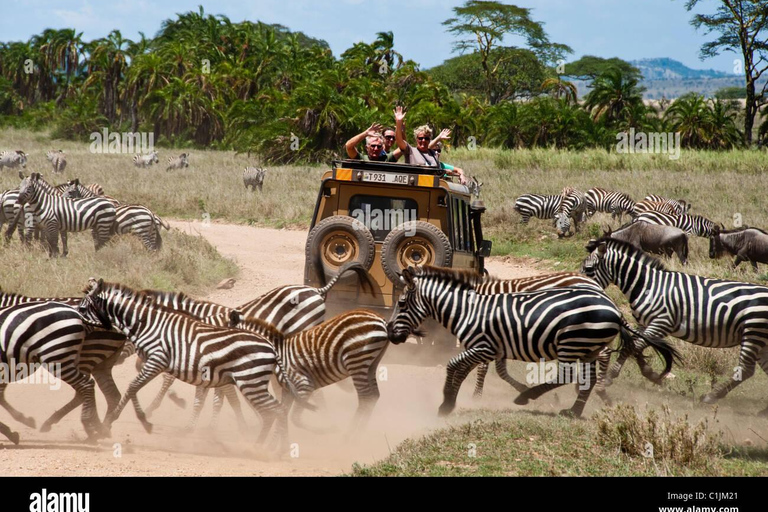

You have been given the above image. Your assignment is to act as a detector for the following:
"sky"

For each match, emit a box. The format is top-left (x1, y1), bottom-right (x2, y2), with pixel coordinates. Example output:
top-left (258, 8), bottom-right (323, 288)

top-left (2, 0), bottom-right (740, 74)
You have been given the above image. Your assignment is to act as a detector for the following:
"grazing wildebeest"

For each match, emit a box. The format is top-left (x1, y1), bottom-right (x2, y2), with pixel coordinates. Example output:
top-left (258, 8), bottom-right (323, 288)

top-left (605, 222), bottom-right (689, 265)
top-left (710, 226), bottom-right (768, 271)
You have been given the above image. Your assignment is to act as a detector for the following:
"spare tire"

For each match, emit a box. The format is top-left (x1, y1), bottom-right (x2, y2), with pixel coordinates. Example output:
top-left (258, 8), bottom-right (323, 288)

top-left (381, 221), bottom-right (452, 283)
top-left (305, 215), bottom-right (375, 283)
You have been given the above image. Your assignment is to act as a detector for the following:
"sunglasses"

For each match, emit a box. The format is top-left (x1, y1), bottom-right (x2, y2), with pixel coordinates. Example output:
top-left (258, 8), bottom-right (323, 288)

top-left (417, 136), bottom-right (431, 141)
top-left (384, 136), bottom-right (395, 140)
top-left (369, 144), bottom-right (383, 149)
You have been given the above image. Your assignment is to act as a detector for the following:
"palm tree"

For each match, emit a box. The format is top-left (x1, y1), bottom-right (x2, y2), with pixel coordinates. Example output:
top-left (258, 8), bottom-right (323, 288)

top-left (583, 67), bottom-right (645, 125)
top-left (541, 77), bottom-right (578, 105)
top-left (664, 93), bottom-right (710, 148)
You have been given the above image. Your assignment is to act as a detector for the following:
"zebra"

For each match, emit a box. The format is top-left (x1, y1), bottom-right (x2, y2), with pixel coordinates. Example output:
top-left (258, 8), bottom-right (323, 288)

top-left (635, 211), bottom-right (722, 238)
top-left (631, 196), bottom-right (689, 218)
top-left (133, 151), bottom-right (159, 168)
top-left (0, 189), bottom-right (27, 244)
top-left (585, 188), bottom-right (635, 223)
top-left (555, 187), bottom-right (588, 237)
top-left (16, 172), bottom-right (116, 257)
top-left (46, 150), bottom-right (67, 174)
top-left (0, 301), bottom-right (109, 441)
top-left (243, 167), bottom-right (267, 192)
top-left (77, 279), bottom-right (307, 451)
top-left (166, 153), bottom-right (189, 171)
top-left (229, 308), bottom-right (400, 436)
top-left (62, 179), bottom-right (115, 205)
top-left (386, 265), bottom-right (675, 417)
top-left (136, 261), bottom-right (376, 427)
top-left (513, 194), bottom-right (562, 224)
top-left (66, 179), bottom-right (168, 252)
top-left (0, 150), bottom-right (27, 171)
top-left (582, 237), bottom-right (768, 415)
top-left (0, 289), bottom-right (126, 434)
top-left (643, 195), bottom-right (690, 214)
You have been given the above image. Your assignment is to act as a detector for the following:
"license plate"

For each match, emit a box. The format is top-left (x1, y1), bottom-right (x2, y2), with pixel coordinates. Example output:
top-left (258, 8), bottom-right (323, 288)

top-left (362, 171), bottom-right (410, 185)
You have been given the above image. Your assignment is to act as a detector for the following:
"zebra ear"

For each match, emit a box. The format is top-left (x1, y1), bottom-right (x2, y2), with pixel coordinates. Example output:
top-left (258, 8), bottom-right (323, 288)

top-left (18, 171), bottom-right (25, 180)
top-left (228, 310), bottom-right (241, 328)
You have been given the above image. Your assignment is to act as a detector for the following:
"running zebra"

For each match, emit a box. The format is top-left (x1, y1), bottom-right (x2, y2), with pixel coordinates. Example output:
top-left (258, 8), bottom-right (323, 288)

top-left (131, 261), bottom-right (375, 427)
top-left (243, 167), bottom-right (266, 192)
top-left (16, 173), bottom-right (116, 257)
top-left (585, 188), bottom-right (635, 223)
top-left (0, 301), bottom-right (108, 442)
top-left (555, 187), bottom-right (588, 237)
top-left (0, 150), bottom-right (27, 171)
top-left (386, 266), bottom-right (675, 417)
top-left (230, 309), bottom-right (400, 435)
top-left (635, 211), bottom-right (722, 238)
top-left (0, 289), bottom-right (126, 434)
top-left (46, 150), bottom-right (67, 174)
top-left (78, 279), bottom-right (306, 450)
top-left (514, 193), bottom-right (562, 224)
top-left (471, 272), bottom-right (612, 402)
top-left (583, 237), bottom-right (768, 414)
top-left (133, 151), bottom-right (159, 168)
top-left (166, 153), bottom-right (189, 171)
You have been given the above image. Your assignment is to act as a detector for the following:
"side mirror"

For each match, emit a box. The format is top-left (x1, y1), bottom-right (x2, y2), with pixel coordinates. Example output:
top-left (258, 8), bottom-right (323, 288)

top-left (479, 240), bottom-right (493, 258)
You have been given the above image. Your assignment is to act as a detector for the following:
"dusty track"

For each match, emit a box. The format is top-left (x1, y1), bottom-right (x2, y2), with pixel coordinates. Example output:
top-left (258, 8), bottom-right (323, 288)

top-left (0, 221), bottom-right (545, 476)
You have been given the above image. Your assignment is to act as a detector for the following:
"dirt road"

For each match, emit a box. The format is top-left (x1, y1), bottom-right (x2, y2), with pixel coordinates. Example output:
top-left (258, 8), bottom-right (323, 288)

top-left (0, 220), bottom-right (547, 476)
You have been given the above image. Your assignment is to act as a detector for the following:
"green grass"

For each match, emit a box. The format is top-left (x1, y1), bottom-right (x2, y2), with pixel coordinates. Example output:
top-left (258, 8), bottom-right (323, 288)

top-left (0, 229), bottom-right (238, 297)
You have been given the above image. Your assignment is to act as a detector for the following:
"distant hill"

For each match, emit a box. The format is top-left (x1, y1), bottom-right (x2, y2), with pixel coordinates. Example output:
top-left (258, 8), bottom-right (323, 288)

top-left (573, 58), bottom-right (765, 100)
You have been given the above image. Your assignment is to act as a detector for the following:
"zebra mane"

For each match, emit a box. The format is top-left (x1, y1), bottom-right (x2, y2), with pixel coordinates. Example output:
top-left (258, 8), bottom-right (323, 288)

top-left (139, 288), bottom-right (221, 308)
top-left (233, 314), bottom-right (285, 341)
top-left (590, 237), bottom-right (668, 271)
top-left (412, 265), bottom-right (484, 288)
top-left (97, 282), bottom-right (222, 320)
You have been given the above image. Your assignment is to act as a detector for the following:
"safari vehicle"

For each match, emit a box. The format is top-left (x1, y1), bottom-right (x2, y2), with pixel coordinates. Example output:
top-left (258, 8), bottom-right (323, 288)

top-left (304, 159), bottom-right (492, 356)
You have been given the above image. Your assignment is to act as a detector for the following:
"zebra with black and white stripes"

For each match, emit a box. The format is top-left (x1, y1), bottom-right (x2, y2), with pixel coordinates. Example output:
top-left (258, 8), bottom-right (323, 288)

top-left (583, 237), bottom-right (768, 414)
top-left (63, 179), bottom-right (116, 205)
top-left (16, 172), bottom-right (116, 257)
top-left (166, 153), bottom-right (189, 171)
top-left (133, 151), bottom-right (159, 168)
top-left (386, 265), bottom-right (674, 417)
top-left (513, 193), bottom-right (562, 224)
top-left (585, 188), bottom-right (636, 223)
top-left (635, 211), bottom-right (722, 238)
top-left (230, 308), bottom-right (400, 435)
top-left (555, 187), bottom-right (588, 237)
top-left (243, 167), bottom-right (266, 192)
top-left (631, 196), bottom-right (689, 218)
top-left (77, 279), bottom-right (306, 450)
top-left (0, 150), bottom-right (27, 171)
top-left (136, 261), bottom-right (375, 427)
top-left (0, 290), bottom-right (126, 434)
top-left (0, 301), bottom-right (109, 442)
top-left (46, 150), bottom-right (67, 174)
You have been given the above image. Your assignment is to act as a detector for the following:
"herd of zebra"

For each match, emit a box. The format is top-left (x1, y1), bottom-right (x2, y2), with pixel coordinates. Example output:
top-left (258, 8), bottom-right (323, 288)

top-left (514, 187), bottom-right (768, 270)
top-left (1, 172), bottom-right (169, 254)
top-left (3, 236), bottom-right (768, 453)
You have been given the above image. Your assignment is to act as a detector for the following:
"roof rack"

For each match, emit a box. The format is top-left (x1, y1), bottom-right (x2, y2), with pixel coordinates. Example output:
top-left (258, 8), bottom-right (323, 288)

top-left (332, 159), bottom-right (443, 176)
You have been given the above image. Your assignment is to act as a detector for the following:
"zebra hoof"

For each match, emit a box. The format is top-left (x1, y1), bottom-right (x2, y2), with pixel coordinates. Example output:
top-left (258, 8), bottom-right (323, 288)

top-left (139, 419), bottom-right (153, 434)
top-left (20, 416), bottom-right (36, 429)
top-left (39, 422), bottom-right (53, 433)
top-left (700, 394), bottom-right (720, 405)
top-left (9, 431), bottom-right (20, 445)
top-left (514, 394), bottom-right (530, 406)
top-left (437, 402), bottom-right (455, 417)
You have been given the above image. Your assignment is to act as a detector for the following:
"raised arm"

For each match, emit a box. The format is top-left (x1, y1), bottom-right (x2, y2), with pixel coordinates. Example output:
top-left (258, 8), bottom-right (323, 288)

top-left (429, 128), bottom-right (451, 150)
top-left (393, 106), bottom-right (408, 152)
top-left (345, 123), bottom-right (383, 158)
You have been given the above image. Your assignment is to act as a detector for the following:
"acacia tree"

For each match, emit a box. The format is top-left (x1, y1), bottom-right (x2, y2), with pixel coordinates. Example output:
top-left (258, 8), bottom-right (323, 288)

top-left (684, 0), bottom-right (768, 146)
top-left (443, 0), bottom-right (572, 104)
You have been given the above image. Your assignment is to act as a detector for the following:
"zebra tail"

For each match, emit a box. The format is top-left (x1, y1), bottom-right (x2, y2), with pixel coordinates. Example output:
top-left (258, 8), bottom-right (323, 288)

top-left (154, 214), bottom-right (170, 231)
top-left (619, 318), bottom-right (681, 378)
top-left (316, 261), bottom-right (377, 299)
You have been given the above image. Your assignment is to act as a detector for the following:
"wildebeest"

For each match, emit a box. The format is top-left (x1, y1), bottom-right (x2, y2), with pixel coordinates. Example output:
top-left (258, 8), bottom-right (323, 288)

top-left (709, 226), bottom-right (768, 271)
top-left (604, 221), bottom-right (688, 264)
